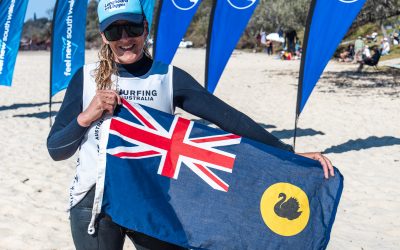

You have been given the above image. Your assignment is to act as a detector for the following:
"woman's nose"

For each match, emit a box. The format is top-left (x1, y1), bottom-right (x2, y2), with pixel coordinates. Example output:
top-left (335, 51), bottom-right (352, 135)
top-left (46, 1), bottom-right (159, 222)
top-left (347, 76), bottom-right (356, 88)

top-left (120, 29), bottom-right (129, 40)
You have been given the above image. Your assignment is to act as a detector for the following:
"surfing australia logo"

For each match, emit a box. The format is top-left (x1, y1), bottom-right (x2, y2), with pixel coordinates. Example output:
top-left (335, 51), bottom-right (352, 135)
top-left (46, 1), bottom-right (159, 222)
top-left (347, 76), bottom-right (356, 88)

top-left (227, 0), bottom-right (257, 10)
top-left (171, 0), bottom-right (199, 11)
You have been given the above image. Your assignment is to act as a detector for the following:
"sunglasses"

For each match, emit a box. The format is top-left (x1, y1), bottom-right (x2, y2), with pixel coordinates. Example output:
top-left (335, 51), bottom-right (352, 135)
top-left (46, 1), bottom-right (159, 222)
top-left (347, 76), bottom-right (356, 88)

top-left (104, 22), bottom-right (145, 41)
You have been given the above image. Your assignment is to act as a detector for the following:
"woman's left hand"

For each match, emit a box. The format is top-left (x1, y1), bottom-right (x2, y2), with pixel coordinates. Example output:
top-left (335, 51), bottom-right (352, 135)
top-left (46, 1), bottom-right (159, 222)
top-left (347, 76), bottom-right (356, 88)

top-left (296, 152), bottom-right (334, 179)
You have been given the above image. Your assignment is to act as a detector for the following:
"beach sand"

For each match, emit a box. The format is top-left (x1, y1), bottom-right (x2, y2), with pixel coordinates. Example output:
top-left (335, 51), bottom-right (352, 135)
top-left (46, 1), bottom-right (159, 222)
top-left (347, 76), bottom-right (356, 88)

top-left (0, 49), bottom-right (399, 249)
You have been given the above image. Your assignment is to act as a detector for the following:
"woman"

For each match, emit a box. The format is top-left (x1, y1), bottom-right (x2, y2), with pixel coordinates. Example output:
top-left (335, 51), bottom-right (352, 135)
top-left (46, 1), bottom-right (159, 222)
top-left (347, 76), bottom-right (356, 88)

top-left (47, 0), bottom-right (334, 249)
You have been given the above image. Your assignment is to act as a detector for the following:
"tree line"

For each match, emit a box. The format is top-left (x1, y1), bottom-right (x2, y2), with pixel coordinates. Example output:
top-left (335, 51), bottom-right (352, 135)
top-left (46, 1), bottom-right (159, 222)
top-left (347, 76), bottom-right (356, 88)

top-left (21, 0), bottom-right (400, 50)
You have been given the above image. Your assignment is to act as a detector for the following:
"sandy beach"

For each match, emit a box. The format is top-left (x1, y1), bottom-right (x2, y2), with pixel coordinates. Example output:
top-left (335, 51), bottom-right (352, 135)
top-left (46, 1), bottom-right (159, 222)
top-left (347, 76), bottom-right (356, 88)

top-left (0, 48), bottom-right (399, 249)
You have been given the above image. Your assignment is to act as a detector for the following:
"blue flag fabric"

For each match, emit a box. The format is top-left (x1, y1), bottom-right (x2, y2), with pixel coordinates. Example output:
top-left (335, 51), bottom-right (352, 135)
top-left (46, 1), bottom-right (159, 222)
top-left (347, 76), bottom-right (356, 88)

top-left (0, 0), bottom-right (29, 86)
top-left (139, 0), bottom-right (155, 33)
top-left (50, 0), bottom-right (88, 96)
top-left (153, 0), bottom-right (201, 64)
top-left (102, 99), bottom-right (343, 249)
top-left (205, 0), bottom-right (258, 93)
top-left (297, 0), bottom-right (366, 114)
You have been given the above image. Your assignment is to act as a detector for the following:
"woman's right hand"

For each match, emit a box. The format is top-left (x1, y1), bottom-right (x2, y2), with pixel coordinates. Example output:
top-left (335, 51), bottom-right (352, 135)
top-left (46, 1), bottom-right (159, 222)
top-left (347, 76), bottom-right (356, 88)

top-left (77, 90), bottom-right (121, 127)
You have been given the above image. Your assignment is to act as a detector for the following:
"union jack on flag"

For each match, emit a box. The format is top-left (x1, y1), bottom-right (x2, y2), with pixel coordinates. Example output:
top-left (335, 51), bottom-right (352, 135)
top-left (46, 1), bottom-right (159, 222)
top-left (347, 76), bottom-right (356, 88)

top-left (107, 99), bottom-right (242, 192)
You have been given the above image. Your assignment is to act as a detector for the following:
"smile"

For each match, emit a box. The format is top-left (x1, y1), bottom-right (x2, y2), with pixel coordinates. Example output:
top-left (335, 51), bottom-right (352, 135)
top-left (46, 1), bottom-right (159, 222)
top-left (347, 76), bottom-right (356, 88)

top-left (119, 45), bottom-right (135, 51)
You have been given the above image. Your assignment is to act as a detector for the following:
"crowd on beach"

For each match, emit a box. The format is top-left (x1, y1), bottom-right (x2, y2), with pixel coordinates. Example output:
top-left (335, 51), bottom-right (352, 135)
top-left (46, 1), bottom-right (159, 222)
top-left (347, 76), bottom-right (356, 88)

top-left (255, 29), bottom-right (302, 60)
top-left (337, 30), bottom-right (399, 71)
top-left (339, 33), bottom-right (397, 62)
top-left (254, 26), bottom-right (400, 68)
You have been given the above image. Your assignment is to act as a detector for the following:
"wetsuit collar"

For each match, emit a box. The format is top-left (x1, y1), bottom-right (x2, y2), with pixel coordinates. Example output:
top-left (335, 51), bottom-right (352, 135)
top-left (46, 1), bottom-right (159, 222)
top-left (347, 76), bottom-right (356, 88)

top-left (116, 54), bottom-right (153, 77)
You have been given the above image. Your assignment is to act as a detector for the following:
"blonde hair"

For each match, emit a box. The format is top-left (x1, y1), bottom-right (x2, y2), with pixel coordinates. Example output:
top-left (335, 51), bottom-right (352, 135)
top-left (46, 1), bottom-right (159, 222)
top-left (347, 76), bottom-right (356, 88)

top-left (94, 20), bottom-right (152, 90)
top-left (95, 43), bottom-right (118, 90)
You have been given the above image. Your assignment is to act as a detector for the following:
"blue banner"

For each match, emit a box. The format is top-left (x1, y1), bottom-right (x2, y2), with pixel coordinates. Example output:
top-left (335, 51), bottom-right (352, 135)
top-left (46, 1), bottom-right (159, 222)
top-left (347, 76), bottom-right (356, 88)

top-left (50, 0), bottom-right (88, 96)
top-left (297, 0), bottom-right (366, 114)
top-left (139, 0), bottom-right (155, 33)
top-left (0, 0), bottom-right (29, 86)
top-left (102, 99), bottom-right (343, 249)
top-left (153, 0), bottom-right (201, 64)
top-left (205, 0), bottom-right (258, 93)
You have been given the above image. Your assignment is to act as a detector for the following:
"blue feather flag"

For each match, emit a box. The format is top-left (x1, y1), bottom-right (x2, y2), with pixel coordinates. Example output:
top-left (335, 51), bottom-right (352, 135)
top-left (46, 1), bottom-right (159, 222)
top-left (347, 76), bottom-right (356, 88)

top-left (205, 0), bottom-right (258, 93)
top-left (153, 0), bottom-right (201, 64)
top-left (0, 0), bottom-right (29, 86)
top-left (297, 0), bottom-right (366, 115)
top-left (50, 0), bottom-right (88, 96)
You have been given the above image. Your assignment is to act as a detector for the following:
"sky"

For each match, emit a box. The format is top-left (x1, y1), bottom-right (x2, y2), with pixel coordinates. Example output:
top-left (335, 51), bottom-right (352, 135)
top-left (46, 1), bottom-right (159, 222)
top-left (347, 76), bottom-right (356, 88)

top-left (24, 0), bottom-right (93, 22)
top-left (25, 0), bottom-right (56, 21)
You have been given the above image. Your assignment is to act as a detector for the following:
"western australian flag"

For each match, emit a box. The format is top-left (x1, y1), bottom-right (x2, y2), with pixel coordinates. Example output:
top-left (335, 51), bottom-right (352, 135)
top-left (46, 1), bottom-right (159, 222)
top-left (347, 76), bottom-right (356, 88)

top-left (102, 99), bottom-right (343, 249)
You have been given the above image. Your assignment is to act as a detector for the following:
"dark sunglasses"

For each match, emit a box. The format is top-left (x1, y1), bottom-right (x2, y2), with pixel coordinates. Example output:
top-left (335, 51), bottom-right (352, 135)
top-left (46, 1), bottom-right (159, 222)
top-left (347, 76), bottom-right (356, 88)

top-left (104, 22), bottom-right (144, 41)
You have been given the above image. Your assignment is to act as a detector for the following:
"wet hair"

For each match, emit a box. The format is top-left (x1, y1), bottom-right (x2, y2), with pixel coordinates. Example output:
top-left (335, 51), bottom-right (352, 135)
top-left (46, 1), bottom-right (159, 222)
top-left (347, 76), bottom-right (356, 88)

top-left (94, 18), bottom-right (152, 90)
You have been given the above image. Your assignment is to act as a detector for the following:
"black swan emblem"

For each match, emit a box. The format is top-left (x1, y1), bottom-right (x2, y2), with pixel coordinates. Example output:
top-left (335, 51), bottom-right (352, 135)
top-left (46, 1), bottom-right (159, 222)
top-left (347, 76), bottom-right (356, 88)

top-left (274, 193), bottom-right (302, 220)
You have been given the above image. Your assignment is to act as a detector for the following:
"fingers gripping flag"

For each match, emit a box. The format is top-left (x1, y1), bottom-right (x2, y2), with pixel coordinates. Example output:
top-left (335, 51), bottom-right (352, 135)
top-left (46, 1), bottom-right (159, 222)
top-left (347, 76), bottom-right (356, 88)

top-left (102, 99), bottom-right (343, 249)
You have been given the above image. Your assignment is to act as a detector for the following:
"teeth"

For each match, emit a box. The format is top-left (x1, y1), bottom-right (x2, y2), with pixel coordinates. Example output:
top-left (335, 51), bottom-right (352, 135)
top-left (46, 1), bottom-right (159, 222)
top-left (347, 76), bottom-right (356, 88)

top-left (121, 45), bottom-right (133, 49)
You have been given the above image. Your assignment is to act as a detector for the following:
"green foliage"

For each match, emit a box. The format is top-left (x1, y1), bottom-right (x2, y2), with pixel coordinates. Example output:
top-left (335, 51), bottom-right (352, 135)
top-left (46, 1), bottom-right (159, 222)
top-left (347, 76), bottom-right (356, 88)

top-left (20, 0), bottom-right (400, 53)
top-left (86, 0), bottom-right (102, 48)
top-left (185, 0), bottom-right (212, 47)
top-left (22, 17), bottom-right (51, 42)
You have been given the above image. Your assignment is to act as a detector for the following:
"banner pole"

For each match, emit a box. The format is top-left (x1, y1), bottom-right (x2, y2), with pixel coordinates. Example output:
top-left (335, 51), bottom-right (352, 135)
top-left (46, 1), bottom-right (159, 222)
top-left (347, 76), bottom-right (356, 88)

top-left (293, 0), bottom-right (317, 151)
top-left (293, 114), bottom-right (299, 151)
top-left (49, 0), bottom-right (60, 128)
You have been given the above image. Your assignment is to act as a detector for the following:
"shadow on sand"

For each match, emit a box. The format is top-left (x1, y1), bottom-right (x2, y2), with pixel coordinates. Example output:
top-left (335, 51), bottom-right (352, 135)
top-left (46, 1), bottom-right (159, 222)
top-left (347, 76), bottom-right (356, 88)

top-left (321, 68), bottom-right (400, 89)
top-left (0, 102), bottom-right (62, 112)
top-left (323, 136), bottom-right (400, 154)
top-left (271, 128), bottom-right (325, 139)
top-left (13, 111), bottom-right (58, 119)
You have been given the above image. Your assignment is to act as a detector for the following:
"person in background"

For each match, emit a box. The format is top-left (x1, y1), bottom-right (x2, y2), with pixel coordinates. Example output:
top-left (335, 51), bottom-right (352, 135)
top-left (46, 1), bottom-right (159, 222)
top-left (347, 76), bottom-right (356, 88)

top-left (358, 46), bottom-right (381, 72)
top-left (353, 36), bottom-right (364, 63)
top-left (47, 0), bottom-right (335, 249)
top-left (339, 44), bottom-right (355, 62)
top-left (294, 39), bottom-right (302, 59)
top-left (393, 32), bottom-right (399, 46)
top-left (285, 29), bottom-right (297, 54)
top-left (381, 37), bottom-right (390, 55)
top-left (362, 45), bottom-right (371, 60)
top-left (266, 39), bottom-right (273, 55)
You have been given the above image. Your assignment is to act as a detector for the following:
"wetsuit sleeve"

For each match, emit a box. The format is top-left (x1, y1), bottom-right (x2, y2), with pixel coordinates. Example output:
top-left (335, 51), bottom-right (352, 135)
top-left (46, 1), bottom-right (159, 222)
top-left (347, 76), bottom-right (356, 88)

top-left (47, 67), bottom-right (88, 161)
top-left (172, 67), bottom-right (293, 152)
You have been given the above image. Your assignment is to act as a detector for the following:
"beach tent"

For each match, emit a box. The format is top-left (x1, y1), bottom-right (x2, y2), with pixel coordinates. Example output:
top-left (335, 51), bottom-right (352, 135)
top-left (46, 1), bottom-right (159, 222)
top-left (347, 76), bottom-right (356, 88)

top-left (266, 33), bottom-right (284, 43)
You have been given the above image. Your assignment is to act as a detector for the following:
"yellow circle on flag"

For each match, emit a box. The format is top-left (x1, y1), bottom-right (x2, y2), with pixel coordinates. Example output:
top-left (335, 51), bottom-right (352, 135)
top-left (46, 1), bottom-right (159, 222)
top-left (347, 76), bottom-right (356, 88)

top-left (260, 182), bottom-right (310, 236)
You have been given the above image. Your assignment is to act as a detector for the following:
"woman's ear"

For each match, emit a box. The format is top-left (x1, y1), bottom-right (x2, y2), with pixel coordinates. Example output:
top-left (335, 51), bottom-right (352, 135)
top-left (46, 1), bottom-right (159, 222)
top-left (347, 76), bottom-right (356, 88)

top-left (101, 33), bottom-right (109, 44)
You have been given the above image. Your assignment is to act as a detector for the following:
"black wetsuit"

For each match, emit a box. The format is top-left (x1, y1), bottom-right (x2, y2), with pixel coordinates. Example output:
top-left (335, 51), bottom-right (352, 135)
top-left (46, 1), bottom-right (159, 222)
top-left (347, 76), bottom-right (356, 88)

top-left (47, 55), bottom-right (292, 250)
top-left (47, 55), bottom-right (292, 160)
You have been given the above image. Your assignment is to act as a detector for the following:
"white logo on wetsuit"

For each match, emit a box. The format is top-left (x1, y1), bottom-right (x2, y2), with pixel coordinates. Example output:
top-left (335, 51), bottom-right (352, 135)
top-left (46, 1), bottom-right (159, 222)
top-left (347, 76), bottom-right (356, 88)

top-left (119, 89), bottom-right (158, 101)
